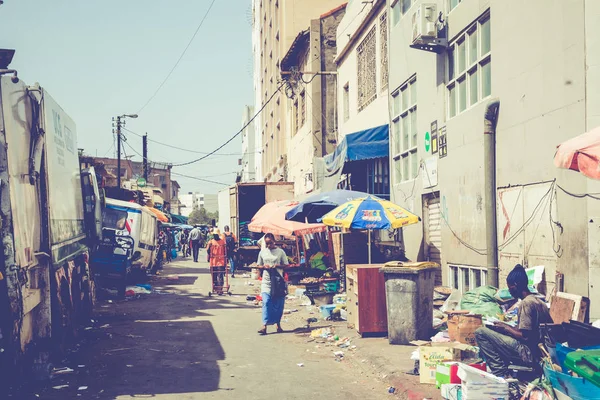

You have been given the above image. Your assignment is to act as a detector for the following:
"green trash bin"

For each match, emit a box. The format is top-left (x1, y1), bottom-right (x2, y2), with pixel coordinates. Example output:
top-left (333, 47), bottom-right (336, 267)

top-left (380, 262), bottom-right (440, 345)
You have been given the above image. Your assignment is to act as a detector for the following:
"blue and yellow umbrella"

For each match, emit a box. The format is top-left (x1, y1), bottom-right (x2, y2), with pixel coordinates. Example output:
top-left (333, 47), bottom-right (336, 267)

top-left (322, 196), bottom-right (421, 263)
top-left (322, 196), bottom-right (421, 229)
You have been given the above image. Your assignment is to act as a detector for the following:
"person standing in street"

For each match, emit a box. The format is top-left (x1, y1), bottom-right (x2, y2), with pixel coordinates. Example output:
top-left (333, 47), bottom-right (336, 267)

top-left (206, 229), bottom-right (227, 291)
top-left (223, 226), bottom-right (237, 278)
top-left (189, 226), bottom-right (202, 262)
top-left (256, 233), bottom-right (288, 335)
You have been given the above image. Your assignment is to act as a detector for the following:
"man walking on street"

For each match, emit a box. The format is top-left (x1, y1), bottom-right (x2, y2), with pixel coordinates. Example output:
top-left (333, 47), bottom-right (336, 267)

top-left (189, 226), bottom-right (202, 262)
top-left (207, 228), bottom-right (227, 291)
top-left (223, 226), bottom-right (237, 278)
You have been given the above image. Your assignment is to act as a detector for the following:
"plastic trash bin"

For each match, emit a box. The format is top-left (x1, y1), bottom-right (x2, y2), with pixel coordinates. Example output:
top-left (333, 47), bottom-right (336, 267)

top-left (380, 261), bottom-right (440, 344)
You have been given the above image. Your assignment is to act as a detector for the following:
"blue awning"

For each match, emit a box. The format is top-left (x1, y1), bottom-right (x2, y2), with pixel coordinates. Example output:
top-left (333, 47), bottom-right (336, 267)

top-left (324, 124), bottom-right (389, 176)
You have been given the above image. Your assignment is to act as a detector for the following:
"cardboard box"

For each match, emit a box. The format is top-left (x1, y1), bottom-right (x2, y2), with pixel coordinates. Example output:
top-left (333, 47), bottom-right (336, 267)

top-left (411, 341), bottom-right (471, 384)
top-left (441, 383), bottom-right (462, 400)
top-left (550, 292), bottom-right (590, 323)
top-left (447, 311), bottom-right (483, 346)
top-left (457, 363), bottom-right (508, 400)
top-left (436, 361), bottom-right (486, 388)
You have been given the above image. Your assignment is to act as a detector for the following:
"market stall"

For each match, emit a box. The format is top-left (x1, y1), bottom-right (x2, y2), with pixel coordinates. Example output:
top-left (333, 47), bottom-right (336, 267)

top-left (247, 200), bottom-right (338, 286)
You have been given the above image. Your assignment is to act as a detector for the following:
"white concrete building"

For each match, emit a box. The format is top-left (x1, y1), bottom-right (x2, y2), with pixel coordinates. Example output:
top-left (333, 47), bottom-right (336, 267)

top-left (179, 192), bottom-right (218, 217)
top-left (387, 0), bottom-right (600, 318)
top-left (251, 0), bottom-right (263, 182)
top-left (281, 4), bottom-right (347, 196)
top-left (316, 0), bottom-right (390, 197)
top-left (240, 105), bottom-right (257, 182)
top-left (251, 0), bottom-right (346, 182)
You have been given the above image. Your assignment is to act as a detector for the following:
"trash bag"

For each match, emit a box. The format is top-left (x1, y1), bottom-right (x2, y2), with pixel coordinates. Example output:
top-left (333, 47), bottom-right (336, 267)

top-left (459, 285), bottom-right (502, 317)
top-left (171, 248), bottom-right (178, 260)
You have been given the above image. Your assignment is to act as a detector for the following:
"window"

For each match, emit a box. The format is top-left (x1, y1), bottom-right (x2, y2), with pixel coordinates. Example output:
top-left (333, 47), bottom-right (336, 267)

top-left (343, 83), bottom-right (350, 122)
top-left (401, 0), bottom-right (412, 15)
top-left (448, 264), bottom-right (488, 293)
top-left (293, 100), bottom-right (299, 134)
top-left (391, 1), bottom-right (400, 25)
top-left (357, 26), bottom-right (377, 111)
top-left (102, 208), bottom-right (128, 230)
top-left (449, 0), bottom-right (462, 12)
top-left (299, 91), bottom-right (306, 128)
top-left (391, 78), bottom-right (418, 183)
top-left (447, 16), bottom-right (491, 118)
top-left (380, 12), bottom-right (388, 90)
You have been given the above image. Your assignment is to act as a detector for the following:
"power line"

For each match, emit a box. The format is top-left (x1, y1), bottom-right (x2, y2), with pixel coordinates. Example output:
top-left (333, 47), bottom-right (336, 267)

top-left (125, 81), bottom-right (285, 168)
top-left (121, 127), bottom-right (261, 156)
top-left (167, 81), bottom-right (286, 167)
top-left (136, 0), bottom-right (218, 114)
top-left (171, 171), bottom-right (230, 186)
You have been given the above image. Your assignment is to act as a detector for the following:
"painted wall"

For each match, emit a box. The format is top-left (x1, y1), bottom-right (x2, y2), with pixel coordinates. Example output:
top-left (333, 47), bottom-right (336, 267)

top-left (336, 0), bottom-right (389, 138)
top-left (388, 0), bottom-right (599, 306)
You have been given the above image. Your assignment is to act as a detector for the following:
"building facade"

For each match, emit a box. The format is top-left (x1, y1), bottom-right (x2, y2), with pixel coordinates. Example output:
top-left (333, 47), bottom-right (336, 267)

top-left (252, 0), bottom-right (347, 183)
top-left (316, 0), bottom-right (390, 198)
top-left (179, 192), bottom-right (219, 217)
top-left (80, 156), bottom-right (179, 208)
top-left (388, 0), bottom-right (600, 318)
top-left (281, 4), bottom-right (347, 196)
top-left (240, 105), bottom-right (257, 182)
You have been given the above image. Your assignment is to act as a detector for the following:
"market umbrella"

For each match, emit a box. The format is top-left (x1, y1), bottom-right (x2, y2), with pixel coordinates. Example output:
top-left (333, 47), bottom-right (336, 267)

top-left (248, 200), bottom-right (327, 237)
top-left (145, 206), bottom-right (169, 222)
top-left (321, 196), bottom-right (421, 263)
top-left (554, 125), bottom-right (600, 179)
top-left (285, 189), bottom-right (375, 223)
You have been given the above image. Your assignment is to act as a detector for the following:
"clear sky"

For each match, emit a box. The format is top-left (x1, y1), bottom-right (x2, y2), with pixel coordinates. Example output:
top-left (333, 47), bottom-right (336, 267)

top-left (0, 0), bottom-right (254, 195)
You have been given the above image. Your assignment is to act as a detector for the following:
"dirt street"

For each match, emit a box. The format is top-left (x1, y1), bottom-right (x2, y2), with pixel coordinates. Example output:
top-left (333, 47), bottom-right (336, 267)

top-left (19, 252), bottom-right (395, 400)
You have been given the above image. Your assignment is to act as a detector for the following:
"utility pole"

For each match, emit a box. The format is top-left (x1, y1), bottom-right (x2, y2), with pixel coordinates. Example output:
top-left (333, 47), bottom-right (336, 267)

top-left (112, 113), bottom-right (138, 189)
top-left (114, 116), bottom-right (123, 188)
top-left (143, 133), bottom-right (148, 182)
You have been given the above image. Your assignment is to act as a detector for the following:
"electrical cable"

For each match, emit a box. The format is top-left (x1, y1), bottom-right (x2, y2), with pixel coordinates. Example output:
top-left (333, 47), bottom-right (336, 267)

top-left (121, 127), bottom-right (261, 156)
top-left (497, 182), bottom-right (556, 251)
top-left (167, 81), bottom-right (287, 167)
top-left (423, 163), bottom-right (487, 255)
top-left (171, 171), bottom-right (230, 186)
top-left (136, 0), bottom-right (218, 114)
top-left (556, 183), bottom-right (600, 200)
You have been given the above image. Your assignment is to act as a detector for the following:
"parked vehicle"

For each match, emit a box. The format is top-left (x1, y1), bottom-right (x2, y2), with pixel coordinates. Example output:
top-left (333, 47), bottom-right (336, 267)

top-left (102, 199), bottom-right (158, 272)
top-left (0, 62), bottom-right (102, 382)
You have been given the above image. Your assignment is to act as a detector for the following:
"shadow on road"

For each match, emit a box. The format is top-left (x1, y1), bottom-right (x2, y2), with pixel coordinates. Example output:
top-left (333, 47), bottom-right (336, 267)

top-left (24, 260), bottom-right (251, 400)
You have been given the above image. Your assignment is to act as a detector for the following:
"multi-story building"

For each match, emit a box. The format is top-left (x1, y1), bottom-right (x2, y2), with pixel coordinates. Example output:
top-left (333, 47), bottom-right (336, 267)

top-left (240, 105), bottom-right (257, 182)
top-left (79, 156), bottom-right (178, 208)
top-left (179, 192), bottom-right (219, 217)
top-left (280, 4), bottom-right (347, 196)
top-left (252, 0), bottom-right (347, 183)
top-left (388, 0), bottom-right (600, 318)
top-left (315, 0), bottom-right (390, 198)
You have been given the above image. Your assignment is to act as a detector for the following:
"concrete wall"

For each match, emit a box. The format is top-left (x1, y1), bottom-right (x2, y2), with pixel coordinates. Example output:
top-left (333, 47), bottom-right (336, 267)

top-left (337, 0), bottom-right (389, 138)
top-left (285, 7), bottom-right (346, 197)
top-left (388, 0), bottom-right (599, 302)
top-left (241, 105), bottom-right (256, 182)
top-left (255, 0), bottom-right (345, 181)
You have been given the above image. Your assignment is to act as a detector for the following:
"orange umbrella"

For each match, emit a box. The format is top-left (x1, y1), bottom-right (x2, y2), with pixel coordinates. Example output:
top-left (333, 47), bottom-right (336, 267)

top-left (249, 201), bottom-right (327, 237)
top-left (555, 126), bottom-right (600, 179)
top-left (145, 206), bottom-right (169, 222)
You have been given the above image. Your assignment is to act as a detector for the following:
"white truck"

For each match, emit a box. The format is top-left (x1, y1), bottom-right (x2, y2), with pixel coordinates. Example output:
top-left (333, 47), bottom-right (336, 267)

top-left (228, 182), bottom-right (294, 267)
top-left (0, 53), bottom-right (101, 382)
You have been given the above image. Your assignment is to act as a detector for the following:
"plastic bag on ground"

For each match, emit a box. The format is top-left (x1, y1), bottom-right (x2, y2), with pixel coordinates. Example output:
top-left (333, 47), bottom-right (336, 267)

top-left (460, 285), bottom-right (502, 317)
top-left (440, 290), bottom-right (462, 313)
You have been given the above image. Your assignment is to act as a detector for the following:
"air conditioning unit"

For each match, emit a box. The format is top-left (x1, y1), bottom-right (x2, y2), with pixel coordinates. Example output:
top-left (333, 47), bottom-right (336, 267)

top-left (412, 3), bottom-right (438, 44)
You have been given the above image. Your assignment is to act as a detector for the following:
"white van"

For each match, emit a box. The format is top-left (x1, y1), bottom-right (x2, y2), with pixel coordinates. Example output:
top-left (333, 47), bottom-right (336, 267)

top-left (103, 198), bottom-right (158, 270)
